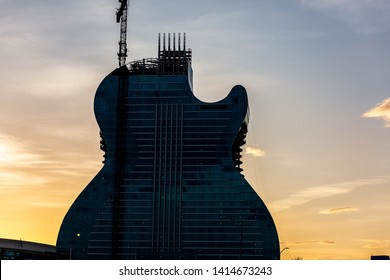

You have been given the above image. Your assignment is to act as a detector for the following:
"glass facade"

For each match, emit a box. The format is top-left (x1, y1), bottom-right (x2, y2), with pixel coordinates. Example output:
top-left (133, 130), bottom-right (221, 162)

top-left (56, 36), bottom-right (280, 259)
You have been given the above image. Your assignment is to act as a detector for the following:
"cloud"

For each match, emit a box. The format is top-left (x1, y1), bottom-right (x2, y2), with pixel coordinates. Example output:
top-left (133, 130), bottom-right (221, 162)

top-left (0, 132), bottom-right (101, 192)
top-left (0, 172), bottom-right (48, 193)
top-left (319, 206), bottom-right (359, 215)
top-left (272, 178), bottom-right (387, 212)
top-left (358, 239), bottom-right (390, 249)
top-left (297, 0), bottom-right (390, 33)
top-left (245, 147), bottom-right (266, 157)
top-left (0, 133), bottom-right (44, 166)
top-left (29, 202), bottom-right (70, 208)
top-left (0, 134), bottom-right (47, 191)
top-left (283, 240), bottom-right (335, 246)
top-left (362, 98), bottom-right (390, 127)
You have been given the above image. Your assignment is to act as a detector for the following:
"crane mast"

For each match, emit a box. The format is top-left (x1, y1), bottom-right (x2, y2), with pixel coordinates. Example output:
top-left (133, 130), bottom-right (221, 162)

top-left (116, 0), bottom-right (128, 67)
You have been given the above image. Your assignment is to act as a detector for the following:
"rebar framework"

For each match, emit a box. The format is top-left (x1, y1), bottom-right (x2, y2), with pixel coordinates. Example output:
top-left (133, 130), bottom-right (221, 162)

top-left (127, 33), bottom-right (192, 75)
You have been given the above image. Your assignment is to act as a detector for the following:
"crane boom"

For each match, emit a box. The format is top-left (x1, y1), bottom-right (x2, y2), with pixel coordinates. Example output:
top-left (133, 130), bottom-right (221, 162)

top-left (116, 0), bottom-right (128, 67)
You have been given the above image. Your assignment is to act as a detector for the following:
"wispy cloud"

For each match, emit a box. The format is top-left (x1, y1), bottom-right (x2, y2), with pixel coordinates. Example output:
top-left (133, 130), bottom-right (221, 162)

top-left (0, 133), bottom-right (48, 190)
top-left (319, 206), bottom-right (359, 215)
top-left (358, 239), bottom-right (390, 249)
top-left (283, 240), bottom-right (335, 246)
top-left (298, 0), bottom-right (390, 33)
top-left (362, 98), bottom-right (390, 127)
top-left (272, 178), bottom-right (387, 212)
top-left (0, 132), bottom-right (101, 192)
top-left (0, 133), bottom-right (42, 165)
top-left (245, 147), bottom-right (266, 157)
top-left (29, 202), bottom-right (70, 208)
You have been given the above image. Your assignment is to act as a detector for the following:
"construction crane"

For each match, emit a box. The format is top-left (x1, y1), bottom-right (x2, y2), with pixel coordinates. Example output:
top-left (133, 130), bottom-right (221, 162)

top-left (116, 0), bottom-right (129, 67)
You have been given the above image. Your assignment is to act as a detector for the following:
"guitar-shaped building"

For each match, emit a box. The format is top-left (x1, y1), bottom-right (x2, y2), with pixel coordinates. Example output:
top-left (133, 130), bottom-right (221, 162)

top-left (56, 32), bottom-right (280, 259)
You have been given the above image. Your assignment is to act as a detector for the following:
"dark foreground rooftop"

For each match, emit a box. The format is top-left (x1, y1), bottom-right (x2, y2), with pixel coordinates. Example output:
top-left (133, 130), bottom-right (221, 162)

top-left (0, 238), bottom-right (56, 260)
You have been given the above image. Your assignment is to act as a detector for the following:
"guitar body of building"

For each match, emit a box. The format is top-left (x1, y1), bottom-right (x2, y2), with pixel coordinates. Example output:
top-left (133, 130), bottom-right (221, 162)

top-left (56, 1), bottom-right (279, 260)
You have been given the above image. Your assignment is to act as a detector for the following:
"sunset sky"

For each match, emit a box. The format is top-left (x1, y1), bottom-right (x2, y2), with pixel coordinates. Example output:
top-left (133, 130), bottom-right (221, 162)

top-left (1, 0), bottom-right (389, 260)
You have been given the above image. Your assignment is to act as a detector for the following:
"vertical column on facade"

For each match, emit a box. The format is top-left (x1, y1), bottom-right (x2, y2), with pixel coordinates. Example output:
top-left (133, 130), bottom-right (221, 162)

top-left (173, 103), bottom-right (179, 252)
top-left (167, 104), bottom-right (173, 252)
top-left (178, 103), bottom-right (184, 253)
top-left (157, 104), bottom-right (163, 252)
top-left (152, 104), bottom-right (158, 252)
top-left (162, 104), bottom-right (168, 252)
top-left (111, 71), bottom-right (128, 259)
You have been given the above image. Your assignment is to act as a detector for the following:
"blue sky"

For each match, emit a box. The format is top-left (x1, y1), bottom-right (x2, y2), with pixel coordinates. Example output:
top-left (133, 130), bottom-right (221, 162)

top-left (0, 0), bottom-right (389, 259)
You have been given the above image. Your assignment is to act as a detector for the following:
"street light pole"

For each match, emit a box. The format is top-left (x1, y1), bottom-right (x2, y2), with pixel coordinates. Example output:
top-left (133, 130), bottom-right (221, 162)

top-left (70, 233), bottom-right (80, 260)
top-left (280, 247), bottom-right (289, 259)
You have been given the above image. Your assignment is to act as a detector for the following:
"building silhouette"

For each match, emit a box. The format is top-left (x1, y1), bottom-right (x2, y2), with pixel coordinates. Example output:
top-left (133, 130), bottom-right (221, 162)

top-left (0, 238), bottom-right (55, 260)
top-left (56, 33), bottom-right (280, 259)
top-left (371, 255), bottom-right (390, 260)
